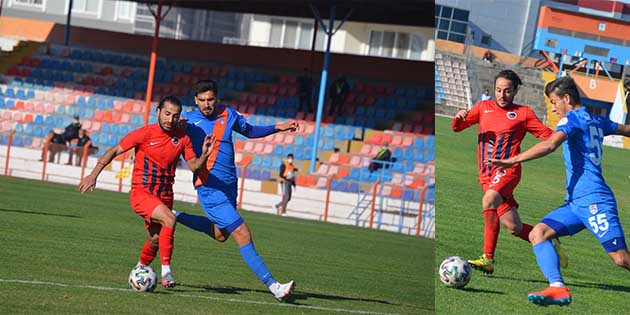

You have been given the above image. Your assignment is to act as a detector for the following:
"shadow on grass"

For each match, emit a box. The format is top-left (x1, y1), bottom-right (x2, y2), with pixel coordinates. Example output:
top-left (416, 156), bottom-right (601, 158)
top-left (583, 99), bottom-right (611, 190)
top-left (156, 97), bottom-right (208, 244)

top-left (458, 287), bottom-right (505, 294)
top-left (489, 275), bottom-right (630, 293)
top-left (0, 208), bottom-right (81, 218)
top-left (179, 283), bottom-right (400, 306)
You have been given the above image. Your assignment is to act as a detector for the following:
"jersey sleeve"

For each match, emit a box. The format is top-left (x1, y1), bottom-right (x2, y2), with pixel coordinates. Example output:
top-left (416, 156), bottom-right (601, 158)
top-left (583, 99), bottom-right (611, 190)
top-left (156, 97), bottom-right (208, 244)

top-left (599, 116), bottom-right (619, 136)
top-left (555, 111), bottom-right (579, 137)
top-left (119, 127), bottom-right (145, 151)
top-left (451, 102), bottom-right (481, 132)
top-left (525, 107), bottom-right (553, 140)
top-left (181, 136), bottom-right (197, 161)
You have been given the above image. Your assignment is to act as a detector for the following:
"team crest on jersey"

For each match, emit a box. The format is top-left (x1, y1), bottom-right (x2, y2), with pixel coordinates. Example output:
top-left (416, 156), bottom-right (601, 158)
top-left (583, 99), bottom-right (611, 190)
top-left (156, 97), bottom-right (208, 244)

top-left (219, 118), bottom-right (225, 124)
top-left (589, 204), bottom-right (598, 215)
top-left (171, 137), bottom-right (179, 146)
top-left (506, 112), bottom-right (517, 120)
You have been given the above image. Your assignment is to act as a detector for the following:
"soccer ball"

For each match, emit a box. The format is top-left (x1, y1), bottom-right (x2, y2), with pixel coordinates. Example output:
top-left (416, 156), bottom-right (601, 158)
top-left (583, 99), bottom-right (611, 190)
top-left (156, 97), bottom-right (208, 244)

top-left (129, 265), bottom-right (158, 292)
top-left (439, 256), bottom-right (472, 288)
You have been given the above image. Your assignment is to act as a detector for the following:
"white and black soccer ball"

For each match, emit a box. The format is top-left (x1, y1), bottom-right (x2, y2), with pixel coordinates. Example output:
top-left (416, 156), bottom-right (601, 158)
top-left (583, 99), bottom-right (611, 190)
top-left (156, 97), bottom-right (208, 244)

top-left (439, 256), bottom-right (472, 288)
top-left (129, 265), bottom-right (158, 292)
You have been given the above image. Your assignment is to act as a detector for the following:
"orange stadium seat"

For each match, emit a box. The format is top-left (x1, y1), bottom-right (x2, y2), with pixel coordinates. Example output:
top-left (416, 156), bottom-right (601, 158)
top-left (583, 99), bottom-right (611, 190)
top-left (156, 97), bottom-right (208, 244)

top-left (234, 140), bottom-right (245, 152)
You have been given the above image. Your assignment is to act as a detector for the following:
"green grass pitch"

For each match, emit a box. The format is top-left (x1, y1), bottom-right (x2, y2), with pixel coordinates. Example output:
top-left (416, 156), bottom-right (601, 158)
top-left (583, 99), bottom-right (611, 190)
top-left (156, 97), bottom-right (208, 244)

top-left (435, 115), bottom-right (630, 314)
top-left (0, 175), bottom-right (433, 315)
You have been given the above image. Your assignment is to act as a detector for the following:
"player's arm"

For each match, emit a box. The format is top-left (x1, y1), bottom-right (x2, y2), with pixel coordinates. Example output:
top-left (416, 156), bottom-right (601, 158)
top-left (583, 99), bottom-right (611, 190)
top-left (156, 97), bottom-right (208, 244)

top-left (185, 135), bottom-right (215, 174)
top-left (452, 104), bottom-right (480, 132)
top-left (278, 163), bottom-right (286, 180)
top-left (525, 108), bottom-right (553, 140)
top-left (237, 120), bottom-right (299, 139)
top-left (487, 131), bottom-right (567, 168)
top-left (614, 124), bottom-right (630, 137)
top-left (79, 145), bottom-right (130, 193)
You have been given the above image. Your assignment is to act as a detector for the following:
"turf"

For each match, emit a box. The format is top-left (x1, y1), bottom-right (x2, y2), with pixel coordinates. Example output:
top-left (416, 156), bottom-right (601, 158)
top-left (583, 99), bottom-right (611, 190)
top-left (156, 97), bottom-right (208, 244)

top-left (435, 115), bottom-right (630, 314)
top-left (0, 175), bottom-right (434, 315)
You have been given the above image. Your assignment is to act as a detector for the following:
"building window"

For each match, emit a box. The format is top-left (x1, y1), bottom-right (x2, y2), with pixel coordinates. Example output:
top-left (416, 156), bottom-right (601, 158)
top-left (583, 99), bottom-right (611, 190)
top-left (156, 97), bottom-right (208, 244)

top-left (434, 4), bottom-right (469, 44)
top-left (481, 35), bottom-right (492, 46)
top-left (72, 0), bottom-right (101, 15)
top-left (11, 0), bottom-right (44, 8)
top-left (116, 1), bottom-right (136, 21)
top-left (268, 18), bottom-right (314, 50)
top-left (368, 30), bottom-right (422, 60)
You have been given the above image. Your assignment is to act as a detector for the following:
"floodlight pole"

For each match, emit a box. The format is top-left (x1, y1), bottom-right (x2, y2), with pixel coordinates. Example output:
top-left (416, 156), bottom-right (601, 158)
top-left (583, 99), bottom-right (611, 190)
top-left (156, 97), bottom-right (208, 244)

top-left (143, 0), bottom-right (172, 126)
top-left (309, 3), bottom-right (353, 174)
top-left (64, 0), bottom-right (73, 46)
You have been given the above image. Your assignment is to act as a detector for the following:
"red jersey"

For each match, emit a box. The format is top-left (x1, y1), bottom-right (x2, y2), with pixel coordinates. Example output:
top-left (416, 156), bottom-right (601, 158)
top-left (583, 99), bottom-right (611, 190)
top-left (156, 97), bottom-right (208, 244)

top-left (119, 124), bottom-right (196, 200)
top-left (452, 100), bottom-right (552, 183)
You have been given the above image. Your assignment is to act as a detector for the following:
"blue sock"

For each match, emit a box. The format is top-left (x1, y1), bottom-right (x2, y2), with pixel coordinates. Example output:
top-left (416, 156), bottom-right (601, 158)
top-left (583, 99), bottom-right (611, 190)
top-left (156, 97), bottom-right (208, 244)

top-left (175, 212), bottom-right (214, 236)
top-left (239, 242), bottom-right (276, 287)
top-left (533, 241), bottom-right (563, 284)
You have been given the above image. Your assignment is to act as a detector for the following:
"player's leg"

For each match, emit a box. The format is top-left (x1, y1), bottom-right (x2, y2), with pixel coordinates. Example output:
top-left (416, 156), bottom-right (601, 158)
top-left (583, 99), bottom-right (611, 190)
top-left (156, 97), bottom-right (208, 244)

top-left (230, 220), bottom-right (295, 301)
top-left (173, 210), bottom-right (228, 242)
top-left (527, 204), bottom-right (578, 306)
top-left (493, 173), bottom-right (534, 242)
top-left (278, 181), bottom-right (292, 215)
top-left (584, 199), bottom-right (630, 271)
top-left (468, 188), bottom-right (502, 274)
top-left (149, 203), bottom-right (178, 287)
top-left (137, 223), bottom-right (160, 267)
top-left (274, 181), bottom-right (286, 213)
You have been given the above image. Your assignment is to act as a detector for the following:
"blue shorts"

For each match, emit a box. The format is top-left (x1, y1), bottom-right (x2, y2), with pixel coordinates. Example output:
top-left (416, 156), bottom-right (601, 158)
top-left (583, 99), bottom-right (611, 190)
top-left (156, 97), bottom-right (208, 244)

top-left (197, 184), bottom-right (243, 232)
top-left (542, 194), bottom-right (627, 253)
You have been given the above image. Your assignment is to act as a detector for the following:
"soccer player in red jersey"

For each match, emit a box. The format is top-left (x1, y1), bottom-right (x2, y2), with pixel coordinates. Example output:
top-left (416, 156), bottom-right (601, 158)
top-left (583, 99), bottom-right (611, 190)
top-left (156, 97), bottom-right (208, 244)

top-left (79, 96), bottom-right (215, 288)
top-left (452, 70), bottom-right (565, 274)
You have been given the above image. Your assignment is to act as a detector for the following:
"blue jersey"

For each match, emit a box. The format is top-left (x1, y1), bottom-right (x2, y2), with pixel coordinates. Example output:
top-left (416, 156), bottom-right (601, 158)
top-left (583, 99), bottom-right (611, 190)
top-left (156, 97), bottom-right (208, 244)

top-left (183, 106), bottom-right (249, 188)
top-left (555, 106), bottom-right (618, 201)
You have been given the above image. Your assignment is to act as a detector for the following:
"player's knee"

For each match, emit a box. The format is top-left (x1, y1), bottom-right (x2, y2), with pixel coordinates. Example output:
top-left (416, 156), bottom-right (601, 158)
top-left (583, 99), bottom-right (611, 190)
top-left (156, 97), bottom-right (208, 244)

top-left (162, 213), bottom-right (176, 228)
top-left (149, 235), bottom-right (159, 248)
top-left (611, 254), bottom-right (630, 269)
top-left (529, 225), bottom-right (545, 244)
top-left (214, 232), bottom-right (228, 242)
top-left (505, 222), bottom-right (520, 236)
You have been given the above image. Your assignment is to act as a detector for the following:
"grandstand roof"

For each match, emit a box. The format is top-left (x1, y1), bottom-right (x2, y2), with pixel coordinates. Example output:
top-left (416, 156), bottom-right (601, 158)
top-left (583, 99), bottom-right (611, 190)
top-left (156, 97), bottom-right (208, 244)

top-left (129, 0), bottom-right (433, 27)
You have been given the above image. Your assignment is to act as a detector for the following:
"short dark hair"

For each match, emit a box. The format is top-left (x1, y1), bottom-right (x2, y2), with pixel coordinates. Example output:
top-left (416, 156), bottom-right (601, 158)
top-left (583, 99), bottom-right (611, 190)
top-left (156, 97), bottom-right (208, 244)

top-left (157, 95), bottom-right (182, 110)
top-left (287, 153), bottom-right (294, 158)
top-left (192, 80), bottom-right (218, 97)
top-left (494, 70), bottom-right (523, 91)
top-left (545, 76), bottom-right (581, 105)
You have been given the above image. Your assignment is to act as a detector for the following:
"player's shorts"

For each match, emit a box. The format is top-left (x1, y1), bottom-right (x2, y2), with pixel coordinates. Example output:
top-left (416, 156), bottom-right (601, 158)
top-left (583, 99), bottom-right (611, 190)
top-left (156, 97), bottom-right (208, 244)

top-left (480, 168), bottom-right (520, 216)
top-left (130, 189), bottom-right (173, 230)
top-left (197, 184), bottom-right (243, 233)
top-left (541, 194), bottom-right (627, 253)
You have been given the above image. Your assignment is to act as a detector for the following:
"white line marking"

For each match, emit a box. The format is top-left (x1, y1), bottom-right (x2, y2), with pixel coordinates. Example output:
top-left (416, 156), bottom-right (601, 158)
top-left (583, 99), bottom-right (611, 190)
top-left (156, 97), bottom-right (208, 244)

top-left (0, 279), bottom-right (402, 315)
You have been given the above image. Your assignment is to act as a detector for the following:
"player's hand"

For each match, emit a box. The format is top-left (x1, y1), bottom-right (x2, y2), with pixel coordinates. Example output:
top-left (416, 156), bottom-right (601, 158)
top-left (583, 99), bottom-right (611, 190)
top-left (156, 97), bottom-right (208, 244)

top-left (276, 120), bottom-right (299, 132)
top-left (201, 134), bottom-right (216, 156)
top-left (455, 109), bottom-right (469, 120)
top-left (485, 158), bottom-right (516, 168)
top-left (79, 174), bottom-right (97, 193)
top-left (175, 117), bottom-right (189, 131)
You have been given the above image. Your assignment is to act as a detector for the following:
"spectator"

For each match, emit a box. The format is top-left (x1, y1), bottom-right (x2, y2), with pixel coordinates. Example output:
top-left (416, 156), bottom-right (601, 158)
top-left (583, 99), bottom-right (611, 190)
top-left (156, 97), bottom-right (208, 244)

top-left (483, 50), bottom-right (494, 63)
top-left (66, 129), bottom-right (99, 166)
top-left (480, 89), bottom-right (492, 101)
top-left (274, 153), bottom-right (297, 216)
top-left (297, 68), bottom-right (313, 114)
top-left (328, 76), bottom-right (349, 116)
top-left (368, 141), bottom-right (392, 172)
top-left (41, 115), bottom-right (82, 163)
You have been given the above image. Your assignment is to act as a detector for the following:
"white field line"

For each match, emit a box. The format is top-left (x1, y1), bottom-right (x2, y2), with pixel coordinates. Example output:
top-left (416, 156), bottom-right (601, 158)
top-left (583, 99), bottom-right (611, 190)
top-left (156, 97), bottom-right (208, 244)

top-left (0, 279), bottom-right (402, 315)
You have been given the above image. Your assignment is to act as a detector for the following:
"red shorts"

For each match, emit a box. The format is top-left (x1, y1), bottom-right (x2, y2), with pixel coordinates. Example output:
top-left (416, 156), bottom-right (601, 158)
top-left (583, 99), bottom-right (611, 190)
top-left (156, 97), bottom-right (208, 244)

top-left (129, 189), bottom-right (173, 230)
top-left (480, 168), bottom-right (520, 217)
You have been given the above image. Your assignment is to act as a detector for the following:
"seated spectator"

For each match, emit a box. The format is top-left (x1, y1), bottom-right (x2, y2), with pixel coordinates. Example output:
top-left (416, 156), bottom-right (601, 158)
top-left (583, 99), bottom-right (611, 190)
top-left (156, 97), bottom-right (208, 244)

top-left (41, 115), bottom-right (82, 163)
top-left (368, 141), bottom-right (392, 173)
top-left (482, 50), bottom-right (494, 63)
top-left (67, 129), bottom-right (99, 166)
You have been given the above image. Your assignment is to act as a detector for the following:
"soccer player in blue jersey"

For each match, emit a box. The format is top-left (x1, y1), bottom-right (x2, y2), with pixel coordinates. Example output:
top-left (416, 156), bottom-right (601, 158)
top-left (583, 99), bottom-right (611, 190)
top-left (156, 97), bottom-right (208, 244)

top-left (488, 76), bottom-right (630, 306)
top-left (174, 80), bottom-right (298, 301)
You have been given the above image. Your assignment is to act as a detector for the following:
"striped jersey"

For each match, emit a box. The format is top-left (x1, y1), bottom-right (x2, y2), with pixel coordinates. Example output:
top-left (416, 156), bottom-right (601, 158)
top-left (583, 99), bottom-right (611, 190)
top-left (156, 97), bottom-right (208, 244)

top-left (119, 123), bottom-right (196, 200)
top-left (452, 100), bottom-right (553, 182)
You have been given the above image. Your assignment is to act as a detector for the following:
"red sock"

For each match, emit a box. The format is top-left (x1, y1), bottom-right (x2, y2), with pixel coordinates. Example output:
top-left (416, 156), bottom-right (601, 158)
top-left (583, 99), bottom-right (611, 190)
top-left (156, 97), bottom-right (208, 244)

top-left (139, 240), bottom-right (158, 266)
top-left (159, 225), bottom-right (175, 266)
top-left (483, 208), bottom-right (500, 260)
top-left (517, 223), bottom-right (533, 242)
